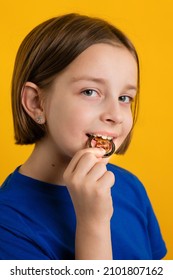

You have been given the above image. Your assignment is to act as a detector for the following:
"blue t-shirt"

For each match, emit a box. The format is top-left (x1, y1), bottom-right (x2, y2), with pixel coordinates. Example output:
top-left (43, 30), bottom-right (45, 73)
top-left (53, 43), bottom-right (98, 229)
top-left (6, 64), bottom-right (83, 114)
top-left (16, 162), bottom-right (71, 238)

top-left (0, 164), bottom-right (167, 260)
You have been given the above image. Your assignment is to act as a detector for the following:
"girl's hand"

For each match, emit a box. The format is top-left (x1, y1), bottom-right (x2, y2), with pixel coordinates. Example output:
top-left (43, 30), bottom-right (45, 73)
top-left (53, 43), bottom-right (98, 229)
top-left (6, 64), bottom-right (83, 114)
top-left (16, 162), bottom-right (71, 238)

top-left (63, 148), bottom-right (115, 227)
top-left (63, 148), bottom-right (115, 259)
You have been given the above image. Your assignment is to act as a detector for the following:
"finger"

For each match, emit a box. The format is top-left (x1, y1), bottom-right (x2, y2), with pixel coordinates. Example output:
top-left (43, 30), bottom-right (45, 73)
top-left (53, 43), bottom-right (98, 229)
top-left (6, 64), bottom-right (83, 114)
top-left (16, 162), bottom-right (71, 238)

top-left (86, 162), bottom-right (107, 182)
top-left (65, 148), bottom-right (106, 175)
top-left (97, 171), bottom-right (115, 189)
top-left (71, 152), bottom-right (101, 179)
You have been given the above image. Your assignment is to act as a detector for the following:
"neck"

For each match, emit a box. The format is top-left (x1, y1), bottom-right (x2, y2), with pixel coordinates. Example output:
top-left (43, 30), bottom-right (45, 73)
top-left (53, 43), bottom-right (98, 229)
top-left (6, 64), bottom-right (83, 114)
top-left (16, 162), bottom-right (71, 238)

top-left (19, 138), bottom-right (71, 186)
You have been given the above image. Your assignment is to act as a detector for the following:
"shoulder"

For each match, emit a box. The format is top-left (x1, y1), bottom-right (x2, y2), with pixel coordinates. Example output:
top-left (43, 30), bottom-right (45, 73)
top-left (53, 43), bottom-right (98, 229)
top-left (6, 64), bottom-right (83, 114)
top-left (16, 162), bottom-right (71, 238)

top-left (107, 163), bottom-right (150, 207)
top-left (107, 162), bottom-right (139, 178)
top-left (0, 173), bottom-right (13, 193)
top-left (0, 167), bottom-right (21, 195)
top-left (108, 164), bottom-right (167, 259)
top-left (107, 163), bottom-right (145, 189)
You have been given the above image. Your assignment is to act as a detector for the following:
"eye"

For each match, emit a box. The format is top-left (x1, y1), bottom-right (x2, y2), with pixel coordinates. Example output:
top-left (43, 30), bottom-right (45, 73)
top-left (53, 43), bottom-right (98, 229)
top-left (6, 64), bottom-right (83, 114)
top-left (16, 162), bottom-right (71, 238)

top-left (119, 95), bottom-right (133, 104)
top-left (81, 89), bottom-right (98, 97)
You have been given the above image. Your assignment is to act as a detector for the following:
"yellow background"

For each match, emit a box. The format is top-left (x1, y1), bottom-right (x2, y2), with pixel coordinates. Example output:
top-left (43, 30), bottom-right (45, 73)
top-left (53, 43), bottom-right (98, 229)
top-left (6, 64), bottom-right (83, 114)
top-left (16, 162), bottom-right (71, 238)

top-left (0, 0), bottom-right (172, 259)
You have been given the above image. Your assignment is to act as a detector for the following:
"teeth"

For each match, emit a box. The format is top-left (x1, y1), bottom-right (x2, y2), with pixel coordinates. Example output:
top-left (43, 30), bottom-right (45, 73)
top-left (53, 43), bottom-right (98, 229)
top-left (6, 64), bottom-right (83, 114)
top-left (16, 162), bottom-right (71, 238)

top-left (91, 134), bottom-right (113, 140)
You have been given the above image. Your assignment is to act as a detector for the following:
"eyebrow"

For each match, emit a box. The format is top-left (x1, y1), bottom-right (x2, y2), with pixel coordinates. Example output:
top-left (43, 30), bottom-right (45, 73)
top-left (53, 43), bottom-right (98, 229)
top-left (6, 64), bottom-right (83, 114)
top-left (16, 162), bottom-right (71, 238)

top-left (123, 85), bottom-right (137, 91)
top-left (70, 76), bottom-right (106, 84)
top-left (70, 76), bottom-right (137, 91)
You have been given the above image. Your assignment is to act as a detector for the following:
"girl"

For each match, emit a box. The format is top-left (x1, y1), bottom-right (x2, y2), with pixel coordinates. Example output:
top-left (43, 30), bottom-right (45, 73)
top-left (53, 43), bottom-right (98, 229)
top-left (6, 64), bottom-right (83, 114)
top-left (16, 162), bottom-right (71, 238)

top-left (0, 13), bottom-right (167, 260)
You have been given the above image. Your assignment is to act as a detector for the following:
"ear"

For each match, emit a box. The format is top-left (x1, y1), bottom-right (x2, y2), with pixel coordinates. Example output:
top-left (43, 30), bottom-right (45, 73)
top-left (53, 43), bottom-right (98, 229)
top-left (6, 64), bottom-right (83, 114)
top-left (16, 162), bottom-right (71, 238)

top-left (21, 82), bottom-right (46, 124)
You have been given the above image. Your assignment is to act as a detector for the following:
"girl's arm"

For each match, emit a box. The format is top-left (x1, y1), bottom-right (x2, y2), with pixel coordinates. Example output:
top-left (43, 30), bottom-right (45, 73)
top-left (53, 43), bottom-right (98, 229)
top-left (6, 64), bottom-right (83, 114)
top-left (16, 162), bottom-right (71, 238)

top-left (63, 148), bottom-right (114, 260)
top-left (75, 221), bottom-right (112, 260)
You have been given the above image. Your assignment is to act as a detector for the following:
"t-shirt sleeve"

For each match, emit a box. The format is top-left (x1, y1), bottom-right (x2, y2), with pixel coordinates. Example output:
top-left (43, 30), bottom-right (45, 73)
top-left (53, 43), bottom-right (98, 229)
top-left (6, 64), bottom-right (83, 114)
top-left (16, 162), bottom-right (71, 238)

top-left (131, 172), bottom-right (167, 260)
top-left (129, 170), bottom-right (167, 260)
top-left (0, 224), bottom-right (50, 260)
top-left (108, 163), bottom-right (167, 260)
top-left (0, 203), bottom-right (50, 260)
top-left (146, 199), bottom-right (167, 259)
top-left (131, 173), bottom-right (167, 260)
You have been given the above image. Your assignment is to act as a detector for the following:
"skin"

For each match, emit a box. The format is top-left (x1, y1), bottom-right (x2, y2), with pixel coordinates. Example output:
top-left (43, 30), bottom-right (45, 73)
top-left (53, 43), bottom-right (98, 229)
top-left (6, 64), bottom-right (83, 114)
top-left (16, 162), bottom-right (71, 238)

top-left (20, 43), bottom-right (138, 259)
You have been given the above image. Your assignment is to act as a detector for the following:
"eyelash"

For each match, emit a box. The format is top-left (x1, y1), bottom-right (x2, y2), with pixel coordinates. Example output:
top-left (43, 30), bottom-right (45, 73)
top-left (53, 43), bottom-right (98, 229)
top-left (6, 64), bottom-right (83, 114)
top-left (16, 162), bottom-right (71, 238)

top-left (119, 95), bottom-right (134, 104)
top-left (81, 89), bottom-right (98, 97)
top-left (81, 89), bottom-right (134, 104)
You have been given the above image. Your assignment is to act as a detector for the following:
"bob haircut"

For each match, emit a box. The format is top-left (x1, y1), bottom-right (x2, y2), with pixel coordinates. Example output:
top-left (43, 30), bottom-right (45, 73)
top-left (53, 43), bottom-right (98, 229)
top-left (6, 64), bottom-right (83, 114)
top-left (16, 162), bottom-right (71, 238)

top-left (11, 13), bottom-right (140, 154)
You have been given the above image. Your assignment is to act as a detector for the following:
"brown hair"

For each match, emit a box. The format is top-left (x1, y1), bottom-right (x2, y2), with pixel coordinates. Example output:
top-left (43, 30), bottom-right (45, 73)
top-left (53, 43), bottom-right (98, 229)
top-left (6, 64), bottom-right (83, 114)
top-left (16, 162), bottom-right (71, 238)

top-left (11, 13), bottom-right (140, 154)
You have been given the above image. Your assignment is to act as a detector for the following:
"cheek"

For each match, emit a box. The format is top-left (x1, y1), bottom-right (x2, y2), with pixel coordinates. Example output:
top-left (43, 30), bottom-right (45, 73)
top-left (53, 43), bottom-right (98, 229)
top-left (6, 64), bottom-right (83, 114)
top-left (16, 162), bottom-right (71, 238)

top-left (127, 114), bottom-right (133, 130)
top-left (122, 112), bottom-right (133, 135)
top-left (53, 103), bottom-right (92, 138)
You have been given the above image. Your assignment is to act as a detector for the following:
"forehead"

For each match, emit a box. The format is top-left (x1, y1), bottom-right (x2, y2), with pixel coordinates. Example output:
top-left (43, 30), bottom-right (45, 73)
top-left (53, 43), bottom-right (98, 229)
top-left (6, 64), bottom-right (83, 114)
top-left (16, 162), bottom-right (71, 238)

top-left (63, 43), bottom-right (138, 86)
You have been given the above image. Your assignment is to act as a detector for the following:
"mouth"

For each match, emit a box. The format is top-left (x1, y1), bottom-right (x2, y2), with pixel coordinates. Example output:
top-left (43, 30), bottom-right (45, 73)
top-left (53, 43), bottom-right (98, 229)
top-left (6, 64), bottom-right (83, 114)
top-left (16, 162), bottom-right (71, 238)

top-left (86, 133), bottom-right (116, 157)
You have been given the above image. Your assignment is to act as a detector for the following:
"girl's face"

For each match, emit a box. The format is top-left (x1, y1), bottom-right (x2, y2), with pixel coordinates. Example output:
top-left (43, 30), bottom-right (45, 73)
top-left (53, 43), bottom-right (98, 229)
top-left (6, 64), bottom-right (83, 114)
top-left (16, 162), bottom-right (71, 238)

top-left (43, 43), bottom-right (138, 159)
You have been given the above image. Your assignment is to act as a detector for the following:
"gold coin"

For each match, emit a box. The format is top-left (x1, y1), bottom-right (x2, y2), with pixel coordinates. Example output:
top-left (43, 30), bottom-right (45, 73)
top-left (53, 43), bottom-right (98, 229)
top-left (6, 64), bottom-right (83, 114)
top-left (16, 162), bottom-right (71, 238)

top-left (87, 135), bottom-right (116, 157)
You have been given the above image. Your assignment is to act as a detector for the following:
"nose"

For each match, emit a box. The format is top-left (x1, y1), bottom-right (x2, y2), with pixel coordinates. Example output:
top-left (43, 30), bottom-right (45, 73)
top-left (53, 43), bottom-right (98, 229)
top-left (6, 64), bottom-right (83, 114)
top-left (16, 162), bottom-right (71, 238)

top-left (100, 97), bottom-right (124, 125)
